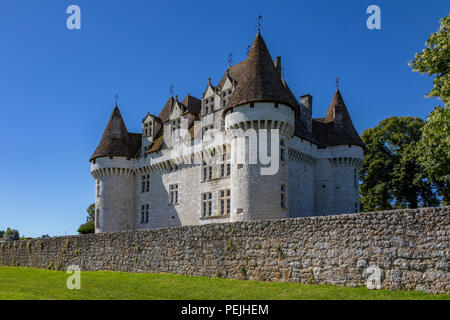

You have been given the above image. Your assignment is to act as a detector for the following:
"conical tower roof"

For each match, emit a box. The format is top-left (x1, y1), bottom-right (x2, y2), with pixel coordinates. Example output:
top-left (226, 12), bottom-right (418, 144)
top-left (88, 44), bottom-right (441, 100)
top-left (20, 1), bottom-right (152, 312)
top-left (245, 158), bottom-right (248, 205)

top-left (325, 89), bottom-right (351, 122)
top-left (314, 89), bottom-right (365, 148)
top-left (225, 32), bottom-right (298, 114)
top-left (90, 106), bottom-right (135, 161)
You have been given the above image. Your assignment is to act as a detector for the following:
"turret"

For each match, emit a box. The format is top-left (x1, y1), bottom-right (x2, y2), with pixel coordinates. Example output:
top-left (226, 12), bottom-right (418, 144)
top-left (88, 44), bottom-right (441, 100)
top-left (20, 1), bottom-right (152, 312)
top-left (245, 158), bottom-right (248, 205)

top-left (222, 32), bottom-right (296, 222)
top-left (90, 105), bottom-right (140, 233)
top-left (314, 90), bottom-right (365, 215)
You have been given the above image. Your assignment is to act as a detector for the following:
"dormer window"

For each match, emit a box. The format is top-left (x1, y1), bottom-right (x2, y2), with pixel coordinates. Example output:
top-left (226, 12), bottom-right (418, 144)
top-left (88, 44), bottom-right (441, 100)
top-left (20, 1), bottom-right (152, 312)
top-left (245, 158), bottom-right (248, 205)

top-left (172, 119), bottom-right (181, 132)
top-left (143, 121), bottom-right (152, 137)
top-left (203, 96), bottom-right (215, 114)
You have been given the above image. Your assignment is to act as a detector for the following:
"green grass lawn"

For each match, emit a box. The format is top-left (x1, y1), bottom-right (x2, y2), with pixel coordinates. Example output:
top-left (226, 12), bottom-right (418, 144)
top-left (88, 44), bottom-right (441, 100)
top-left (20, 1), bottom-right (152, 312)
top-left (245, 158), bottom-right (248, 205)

top-left (0, 267), bottom-right (448, 300)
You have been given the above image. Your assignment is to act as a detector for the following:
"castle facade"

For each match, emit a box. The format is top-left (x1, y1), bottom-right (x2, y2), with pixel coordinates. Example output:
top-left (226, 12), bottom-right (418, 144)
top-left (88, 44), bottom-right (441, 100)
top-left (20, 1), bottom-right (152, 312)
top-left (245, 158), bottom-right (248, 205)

top-left (90, 32), bottom-right (365, 233)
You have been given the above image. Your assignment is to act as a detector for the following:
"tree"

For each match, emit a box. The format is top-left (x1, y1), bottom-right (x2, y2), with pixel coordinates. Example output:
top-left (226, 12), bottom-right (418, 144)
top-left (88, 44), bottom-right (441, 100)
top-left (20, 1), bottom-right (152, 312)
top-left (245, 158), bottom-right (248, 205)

top-left (0, 230), bottom-right (4, 238)
top-left (409, 14), bottom-right (449, 106)
top-left (409, 14), bottom-right (450, 204)
top-left (417, 106), bottom-right (450, 204)
top-left (4, 228), bottom-right (20, 241)
top-left (77, 204), bottom-right (95, 234)
top-left (360, 117), bottom-right (440, 211)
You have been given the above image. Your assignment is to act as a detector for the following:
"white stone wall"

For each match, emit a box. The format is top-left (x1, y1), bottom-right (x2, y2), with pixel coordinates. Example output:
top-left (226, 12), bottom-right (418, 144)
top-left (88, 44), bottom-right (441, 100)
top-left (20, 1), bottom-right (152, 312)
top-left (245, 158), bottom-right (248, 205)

top-left (91, 157), bottom-right (135, 233)
top-left (225, 102), bottom-right (295, 222)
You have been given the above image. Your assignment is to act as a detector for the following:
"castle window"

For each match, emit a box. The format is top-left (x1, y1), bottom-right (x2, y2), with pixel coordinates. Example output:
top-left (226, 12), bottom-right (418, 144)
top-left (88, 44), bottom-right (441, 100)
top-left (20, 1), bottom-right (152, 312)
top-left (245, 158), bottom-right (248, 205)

top-left (202, 165), bottom-right (213, 182)
top-left (354, 169), bottom-right (358, 189)
top-left (169, 184), bottom-right (178, 204)
top-left (280, 139), bottom-right (286, 162)
top-left (203, 97), bottom-right (215, 114)
top-left (143, 121), bottom-right (152, 137)
top-left (220, 152), bottom-right (231, 177)
top-left (141, 175), bottom-right (150, 193)
top-left (172, 119), bottom-right (181, 132)
top-left (219, 189), bottom-right (231, 215)
top-left (201, 192), bottom-right (212, 217)
top-left (140, 204), bottom-right (149, 224)
top-left (355, 202), bottom-right (359, 213)
top-left (202, 125), bottom-right (214, 138)
top-left (96, 180), bottom-right (100, 198)
top-left (223, 100), bottom-right (227, 107)
top-left (281, 185), bottom-right (287, 208)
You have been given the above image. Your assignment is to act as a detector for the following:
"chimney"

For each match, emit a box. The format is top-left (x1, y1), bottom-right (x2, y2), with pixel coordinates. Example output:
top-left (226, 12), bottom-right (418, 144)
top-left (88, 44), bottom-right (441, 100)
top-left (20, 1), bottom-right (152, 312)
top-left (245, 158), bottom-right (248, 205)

top-left (274, 56), bottom-right (281, 79)
top-left (300, 94), bottom-right (313, 134)
top-left (300, 94), bottom-right (313, 115)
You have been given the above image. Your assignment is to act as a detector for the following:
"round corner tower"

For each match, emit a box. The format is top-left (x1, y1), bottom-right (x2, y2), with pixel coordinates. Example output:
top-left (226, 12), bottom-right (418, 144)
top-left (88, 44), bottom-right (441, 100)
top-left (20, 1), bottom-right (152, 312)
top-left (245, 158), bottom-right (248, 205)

top-left (222, 31), bottom-right (297, 222)
top-left (90, 105), bottom-right (136, 233)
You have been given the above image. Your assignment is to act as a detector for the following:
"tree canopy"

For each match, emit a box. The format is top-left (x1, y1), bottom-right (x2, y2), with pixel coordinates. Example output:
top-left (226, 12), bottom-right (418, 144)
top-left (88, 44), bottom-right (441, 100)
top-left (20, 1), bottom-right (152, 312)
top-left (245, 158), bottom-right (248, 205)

top-left (409, 14), bottom-right (449, 106)
top-left (3, 228), bottom-right (20, 241)
top-left (77, 204), bottom-right (95, 234)
top-left (360, 117), bottom-right (441, 211)
top-left (409, 14), bottom-right (450, 204)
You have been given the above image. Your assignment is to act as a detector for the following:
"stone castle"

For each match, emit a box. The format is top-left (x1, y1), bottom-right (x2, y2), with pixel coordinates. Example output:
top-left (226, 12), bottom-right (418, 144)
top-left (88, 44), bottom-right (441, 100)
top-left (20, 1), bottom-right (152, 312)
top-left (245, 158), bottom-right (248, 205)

top-left (90, 32), bottom-right (365, 233)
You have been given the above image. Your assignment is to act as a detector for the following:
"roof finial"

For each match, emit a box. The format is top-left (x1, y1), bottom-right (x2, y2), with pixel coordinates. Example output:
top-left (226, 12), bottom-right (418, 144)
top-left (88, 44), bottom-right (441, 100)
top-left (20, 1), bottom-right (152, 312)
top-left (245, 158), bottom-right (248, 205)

top-left (227, 53), bottom-right (233, 68)
top-left (114, 93), bottom-right (119, 106)
top-left (336, 77), bottom-right (340, 90)
top-left (169, 84), bottom-right (174, 97)
top-left (257, 15), bottom-right (263, 33)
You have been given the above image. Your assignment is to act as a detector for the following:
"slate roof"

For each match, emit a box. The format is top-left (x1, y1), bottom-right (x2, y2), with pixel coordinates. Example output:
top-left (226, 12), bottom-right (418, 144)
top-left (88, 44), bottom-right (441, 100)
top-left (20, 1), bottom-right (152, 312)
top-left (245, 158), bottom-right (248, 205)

top-left (91, 33), bottom-right (364, 160)
top-left (90, 106), bottom-right (142, 161)
top-left (223, 32), bottom-right (299, 117)
top-left (312, 90), bottom-right (365, 148)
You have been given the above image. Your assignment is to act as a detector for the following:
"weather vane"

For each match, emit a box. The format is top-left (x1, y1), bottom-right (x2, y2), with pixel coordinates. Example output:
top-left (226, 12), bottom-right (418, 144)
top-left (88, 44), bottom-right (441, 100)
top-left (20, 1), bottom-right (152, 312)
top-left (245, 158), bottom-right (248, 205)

top-left (257, 15), bottom-right (263, 32)
top-left (227, 53), bottom-right (233, 68)
top-left (336, 77), bottom-right (340, 90)
top-left (114, 93), bottom-right (119, 105)
top-left (169, 84), bottom-right (174, 97)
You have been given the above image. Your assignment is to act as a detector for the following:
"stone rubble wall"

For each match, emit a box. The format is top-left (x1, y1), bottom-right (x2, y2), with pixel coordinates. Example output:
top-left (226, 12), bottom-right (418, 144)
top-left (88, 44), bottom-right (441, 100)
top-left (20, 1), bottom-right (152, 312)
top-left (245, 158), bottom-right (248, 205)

top-left (0, 207), bottom-right (448, 294)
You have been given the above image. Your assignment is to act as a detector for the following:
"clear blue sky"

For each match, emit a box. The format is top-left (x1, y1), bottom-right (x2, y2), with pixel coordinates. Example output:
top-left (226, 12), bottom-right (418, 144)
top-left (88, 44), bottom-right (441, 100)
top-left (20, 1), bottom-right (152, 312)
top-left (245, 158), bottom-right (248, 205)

top-left (0, 1), bottom-right (448, 237)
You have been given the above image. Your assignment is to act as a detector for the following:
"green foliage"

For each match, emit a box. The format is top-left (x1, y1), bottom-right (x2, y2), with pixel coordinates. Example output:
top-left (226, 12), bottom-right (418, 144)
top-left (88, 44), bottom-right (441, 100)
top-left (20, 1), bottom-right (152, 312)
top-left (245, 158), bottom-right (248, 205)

top-left (275, 246), bottom-right (286, 260)
top-left (409, 14), bottom-right (450, 204)
top-left (360, 117), bottom-right (441, 211)
top-left (86, 204), bottom-right (95, 223)
top-left (77, 204), bottom-right (95, 235)
top-left (77, 221), bottom-right (95, 235)
top-left (4, 228), bottom-right (19, 241)
top-left (240, 267), bottom-right (247, 278)
top-left (409, 14), bottom-right (450, 106)
top-left (417, 107), bottom-right (450, 204)
top-left (225, 241), bottom-right (237, 258)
